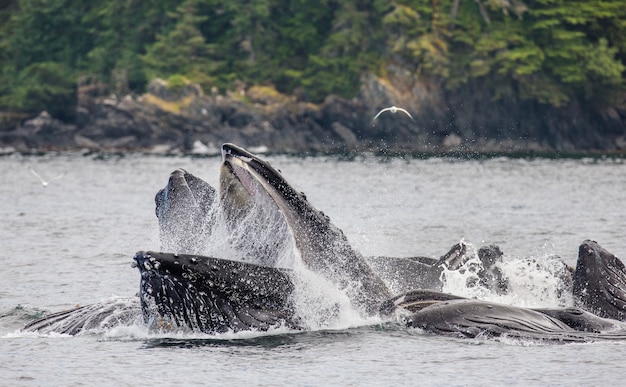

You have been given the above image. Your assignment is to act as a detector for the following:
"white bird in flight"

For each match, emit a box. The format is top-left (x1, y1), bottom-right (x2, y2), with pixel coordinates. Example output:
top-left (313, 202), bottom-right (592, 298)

top-left (28, 166), bottom-right (66, 187)
top-left (372, 106), bottom-right (415, 122)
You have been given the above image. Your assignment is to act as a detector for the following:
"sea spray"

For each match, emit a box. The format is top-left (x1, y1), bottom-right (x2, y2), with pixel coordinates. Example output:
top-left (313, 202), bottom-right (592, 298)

top-left (441, 242), bottom-right (574, 308)
top-left (499, 254), bottom-right (574, 308)
top-left (165, 195), bottom-right (372, 330)
top-left (289, 258), bottom-right (378, 330)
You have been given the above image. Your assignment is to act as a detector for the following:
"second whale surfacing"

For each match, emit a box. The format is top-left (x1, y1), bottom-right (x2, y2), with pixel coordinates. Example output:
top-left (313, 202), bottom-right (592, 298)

top-left (134, 251), bottom-right (297, 333)
top-left (21, 143), bottom-right (626, 342)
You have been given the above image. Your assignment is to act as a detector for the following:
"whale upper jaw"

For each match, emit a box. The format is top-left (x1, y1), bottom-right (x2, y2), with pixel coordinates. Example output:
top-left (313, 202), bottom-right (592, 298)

top-left (155, 169), bottom-right (217, 252)
top-left (220, 143), bottom-right (392, 315)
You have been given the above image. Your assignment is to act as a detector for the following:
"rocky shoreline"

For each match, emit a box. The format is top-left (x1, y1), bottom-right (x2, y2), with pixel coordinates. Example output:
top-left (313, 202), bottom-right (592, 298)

top-left (2, 73), bottom-right (625, 156)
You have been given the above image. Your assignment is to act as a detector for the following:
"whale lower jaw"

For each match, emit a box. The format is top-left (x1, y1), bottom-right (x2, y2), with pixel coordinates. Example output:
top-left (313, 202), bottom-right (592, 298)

top-left (133, 251), bottom-right (299, 334)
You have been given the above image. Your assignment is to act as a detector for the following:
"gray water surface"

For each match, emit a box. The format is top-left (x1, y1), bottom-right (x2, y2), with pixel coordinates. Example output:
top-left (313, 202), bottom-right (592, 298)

top-left (1, 153), bottom-right (625, 385)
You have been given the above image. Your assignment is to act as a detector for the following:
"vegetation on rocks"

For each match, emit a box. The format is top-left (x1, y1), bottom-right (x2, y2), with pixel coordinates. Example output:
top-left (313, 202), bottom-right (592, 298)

top-left (0, 0), bottom-right (625, 152)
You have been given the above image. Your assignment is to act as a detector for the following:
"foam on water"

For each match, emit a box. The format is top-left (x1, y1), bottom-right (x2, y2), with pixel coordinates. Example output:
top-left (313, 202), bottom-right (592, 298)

top-left (161, 192), bottom-right (299, 269)
top-left (220, 198), bottom-right (297, 269)
top-left (441, 241), bottom-right (574, 308)
top-left (212, 201), bottom-right (376, 330)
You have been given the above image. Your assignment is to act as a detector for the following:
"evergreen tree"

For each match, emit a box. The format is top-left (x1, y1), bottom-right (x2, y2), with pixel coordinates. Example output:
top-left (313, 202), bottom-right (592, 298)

top-left (83, 0), bottom-right (181, 93)
top-left (141, 0), bottom-right (217, 89)
top-left (0, 0), bottom-right (624, 119)
top-left (0, 0), bottom-right (94, 117)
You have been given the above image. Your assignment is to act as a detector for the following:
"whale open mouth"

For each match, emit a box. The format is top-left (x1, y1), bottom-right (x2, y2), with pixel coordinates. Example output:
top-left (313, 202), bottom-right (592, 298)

top-left (220, 143), bottom-right (392, 316)
top-left (219, 143), bottom-right (321, 244)
top-left (219, 144), bottom-right (301, 268)
top-left (219, 143), bottom-right (296, 218)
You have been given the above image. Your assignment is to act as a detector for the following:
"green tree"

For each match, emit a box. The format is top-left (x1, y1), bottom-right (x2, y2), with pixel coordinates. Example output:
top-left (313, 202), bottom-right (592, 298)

top-left (0, 0), bottom-right (94, 117)
top-left (382, 0), bottom-right (451, 77)
top-left (12, 62), bottom-right (77, 120)
top-left (254, 0), bottom-right (336, 97)
top-left (527, 0), bottom-right (626, 106)
top-left (300, 0), bottom-right (384, 100)
top-left (141, 0), bottom-right (218, 89)
top-left (84, 0), bottom-right (182, 93)
top-left (440, 0), bottom-right (625, 106)
top-left (0, 0), bottom-right (624, 121)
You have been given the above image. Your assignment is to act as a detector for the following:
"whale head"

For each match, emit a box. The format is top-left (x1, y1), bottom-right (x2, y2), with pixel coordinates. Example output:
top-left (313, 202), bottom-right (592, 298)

top-left (133, 251), bottom-right (298, 333)
top-left (574, 240), bottom-right (626, 321)
top-left (155, 169), bottom-right (217, 253)
top-left (219, 143), bottom-right (391, 315)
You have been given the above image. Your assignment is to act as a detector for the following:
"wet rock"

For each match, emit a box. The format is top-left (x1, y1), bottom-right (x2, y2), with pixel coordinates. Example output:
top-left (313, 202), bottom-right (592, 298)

top-left (1, 75), bottom-right (624, 154)
top-left (147, 78), bottom-right (203, 102)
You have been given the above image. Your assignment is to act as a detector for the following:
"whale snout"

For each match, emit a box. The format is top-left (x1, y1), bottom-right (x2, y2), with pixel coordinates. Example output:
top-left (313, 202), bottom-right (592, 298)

top-left (133, 251), bottom-right (163, 272)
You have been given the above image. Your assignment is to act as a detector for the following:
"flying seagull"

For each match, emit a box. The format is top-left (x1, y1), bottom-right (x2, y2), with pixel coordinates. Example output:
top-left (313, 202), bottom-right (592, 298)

top-left (372, 106), bottom-right (415, 122)
top-left (28, 166), bottom-right (66, 187)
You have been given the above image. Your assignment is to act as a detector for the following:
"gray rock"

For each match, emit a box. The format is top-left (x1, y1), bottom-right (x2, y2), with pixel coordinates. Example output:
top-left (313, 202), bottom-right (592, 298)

top-left (1, 73), bottom-right (624, 154)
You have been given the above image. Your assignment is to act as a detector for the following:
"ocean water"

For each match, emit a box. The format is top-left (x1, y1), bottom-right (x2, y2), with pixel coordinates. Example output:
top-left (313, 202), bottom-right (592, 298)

top-left (1, 151), bottom-right (625, 385)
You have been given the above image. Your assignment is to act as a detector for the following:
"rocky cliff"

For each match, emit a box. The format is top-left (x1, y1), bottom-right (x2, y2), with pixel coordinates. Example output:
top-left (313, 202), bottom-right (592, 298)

top-left (2, 70), bottom-right (625, 155)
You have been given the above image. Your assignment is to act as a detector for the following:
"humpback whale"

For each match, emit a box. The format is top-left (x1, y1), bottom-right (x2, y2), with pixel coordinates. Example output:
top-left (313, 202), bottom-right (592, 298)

top-left (21, 143), bottom-right (626, 343)
top-left (574, 240), bottom-right (626, 321)
top-left (379, 239), bottom-right (626, 341)
top-left (220, 143), bottom-right (392, 315)
top-left (137, 145), bottom-right (626, 339)
top-left (154, 163), bottom-right (512, 295)
top-left (155, 168), bottom-right (218, 252)
top-left (134, 251), bottom-right (298, 333)
top-left (366, 244), bottom-right (509, 294)
top-left (403, 298), bottom-right (626, 342)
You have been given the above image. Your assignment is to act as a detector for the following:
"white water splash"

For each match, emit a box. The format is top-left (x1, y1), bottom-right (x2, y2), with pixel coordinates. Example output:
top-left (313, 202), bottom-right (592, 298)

top-left (161, 190), bottom-right (299, 269)
top-left (441, 242), bottom-right (574, 308)
top-left (289, 258), bottom-right (378, 331)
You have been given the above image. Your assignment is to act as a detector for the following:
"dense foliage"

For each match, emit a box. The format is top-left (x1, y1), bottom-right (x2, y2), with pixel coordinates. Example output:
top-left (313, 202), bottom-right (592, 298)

top-left (0, 0), bottom-right (624, 120)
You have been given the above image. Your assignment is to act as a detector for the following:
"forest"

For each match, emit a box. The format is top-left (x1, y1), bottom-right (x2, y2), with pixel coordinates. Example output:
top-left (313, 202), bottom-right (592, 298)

top-left (0, 0), bottom-right (625, 125)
